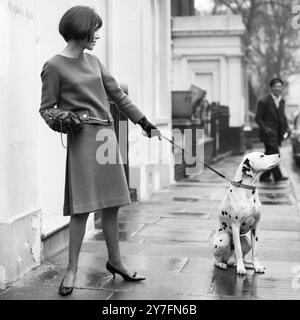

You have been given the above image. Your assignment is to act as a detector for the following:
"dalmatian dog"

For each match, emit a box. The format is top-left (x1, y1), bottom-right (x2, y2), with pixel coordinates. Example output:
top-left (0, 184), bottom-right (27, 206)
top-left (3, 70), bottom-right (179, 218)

top-left (212, 151), bottom-right (280, 275)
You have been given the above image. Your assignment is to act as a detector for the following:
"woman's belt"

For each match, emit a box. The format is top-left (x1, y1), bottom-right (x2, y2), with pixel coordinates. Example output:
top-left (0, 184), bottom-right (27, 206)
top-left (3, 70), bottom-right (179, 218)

top-left (87, 116), bottom-right (114, 125)
top-left (77, 110), bottom-right (114, 125)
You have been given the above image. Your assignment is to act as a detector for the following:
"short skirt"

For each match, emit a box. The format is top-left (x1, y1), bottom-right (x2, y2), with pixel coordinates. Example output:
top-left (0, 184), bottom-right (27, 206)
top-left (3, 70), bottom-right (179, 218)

top-left (63, 123), bottom-right (131, 216)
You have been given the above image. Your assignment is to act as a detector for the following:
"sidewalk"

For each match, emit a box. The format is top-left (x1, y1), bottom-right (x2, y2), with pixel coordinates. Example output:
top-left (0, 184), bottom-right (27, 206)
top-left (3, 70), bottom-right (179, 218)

top-left (1, 143), bottom-right (300, 300)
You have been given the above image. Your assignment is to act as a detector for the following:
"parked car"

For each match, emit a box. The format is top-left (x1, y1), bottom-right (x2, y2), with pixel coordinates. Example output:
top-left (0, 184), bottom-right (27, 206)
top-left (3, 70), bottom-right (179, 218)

top-left (291, 112), bottom-right (300, 167)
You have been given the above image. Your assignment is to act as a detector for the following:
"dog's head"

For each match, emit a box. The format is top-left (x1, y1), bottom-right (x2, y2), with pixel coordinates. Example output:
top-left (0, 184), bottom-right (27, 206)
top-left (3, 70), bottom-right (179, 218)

top-left (235, 151), bottom-right (280, 181)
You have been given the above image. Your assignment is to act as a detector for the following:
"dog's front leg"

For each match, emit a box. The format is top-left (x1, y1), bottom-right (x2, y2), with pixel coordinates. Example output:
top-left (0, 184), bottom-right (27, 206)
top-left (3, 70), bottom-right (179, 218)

top-left (251, 223), bottom-right (265, 273)
top-left (232, 224), bottom-right (247, 275)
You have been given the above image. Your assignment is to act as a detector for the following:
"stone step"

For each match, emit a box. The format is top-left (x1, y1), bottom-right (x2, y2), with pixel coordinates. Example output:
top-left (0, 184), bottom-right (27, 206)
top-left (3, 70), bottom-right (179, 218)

top-left (41, 224), bottom-right (69, 262)
top-left (41, 213), bottom-right (95, 262)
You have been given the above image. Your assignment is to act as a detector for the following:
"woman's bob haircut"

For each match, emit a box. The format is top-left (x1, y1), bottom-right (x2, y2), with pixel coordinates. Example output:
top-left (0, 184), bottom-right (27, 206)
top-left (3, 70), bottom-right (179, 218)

top-left (59, 6), bottom-right (102, 42)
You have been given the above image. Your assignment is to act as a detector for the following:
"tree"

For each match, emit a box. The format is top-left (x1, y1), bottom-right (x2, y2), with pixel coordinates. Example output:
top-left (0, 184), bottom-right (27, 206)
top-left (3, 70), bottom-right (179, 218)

top-left (211, 0), bottom-right (300, 101)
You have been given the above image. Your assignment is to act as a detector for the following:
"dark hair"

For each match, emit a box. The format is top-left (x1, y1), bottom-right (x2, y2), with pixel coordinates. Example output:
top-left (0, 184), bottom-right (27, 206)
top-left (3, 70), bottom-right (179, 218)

top-left (269, 78), bottom-right (284, 87)
top-left (59, 6), bottom-right (102, 42)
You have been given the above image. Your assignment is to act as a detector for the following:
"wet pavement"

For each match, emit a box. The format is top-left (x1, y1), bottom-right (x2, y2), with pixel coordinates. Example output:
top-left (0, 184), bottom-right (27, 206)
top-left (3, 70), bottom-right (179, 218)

top-left (1, 143), bottom-right (300, 300)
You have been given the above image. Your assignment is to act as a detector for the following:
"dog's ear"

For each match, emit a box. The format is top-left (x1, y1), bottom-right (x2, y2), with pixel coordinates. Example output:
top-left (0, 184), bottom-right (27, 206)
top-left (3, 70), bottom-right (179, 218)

top-left (242, 158), bottom-right (254, 178)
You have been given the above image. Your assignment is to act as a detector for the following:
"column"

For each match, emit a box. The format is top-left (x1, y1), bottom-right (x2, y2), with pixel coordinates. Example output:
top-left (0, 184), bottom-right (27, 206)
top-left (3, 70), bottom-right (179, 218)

top-left (0, 0), bottom-right (41, 288)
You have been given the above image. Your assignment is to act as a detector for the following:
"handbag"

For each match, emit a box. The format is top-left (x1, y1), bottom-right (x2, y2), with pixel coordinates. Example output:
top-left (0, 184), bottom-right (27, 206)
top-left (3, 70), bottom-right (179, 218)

top-left (42, 108), bottom-right (87, 149)
top-left (44, 108), bottom-right (85, 134)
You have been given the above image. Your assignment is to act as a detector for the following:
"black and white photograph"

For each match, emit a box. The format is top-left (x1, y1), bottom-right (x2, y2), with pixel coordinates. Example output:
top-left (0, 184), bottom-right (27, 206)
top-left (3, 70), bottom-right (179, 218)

top-left (0, 0), bottom-right (300, 308)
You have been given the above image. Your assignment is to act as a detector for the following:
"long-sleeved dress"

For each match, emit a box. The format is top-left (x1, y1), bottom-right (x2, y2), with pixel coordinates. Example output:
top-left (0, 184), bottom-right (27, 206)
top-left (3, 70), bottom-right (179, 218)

top-left (40, 53), bottom-right (145, 216)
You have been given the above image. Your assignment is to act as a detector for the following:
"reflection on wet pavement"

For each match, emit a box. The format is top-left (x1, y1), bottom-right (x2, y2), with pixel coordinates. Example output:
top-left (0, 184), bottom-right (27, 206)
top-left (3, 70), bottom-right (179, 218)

top-left (209, 268), bottom-right (259, 298)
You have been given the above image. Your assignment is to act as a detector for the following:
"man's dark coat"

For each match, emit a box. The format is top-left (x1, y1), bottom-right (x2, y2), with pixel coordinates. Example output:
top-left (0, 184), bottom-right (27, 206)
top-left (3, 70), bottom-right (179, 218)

top-left (255, 94), bottom-right (289, 147)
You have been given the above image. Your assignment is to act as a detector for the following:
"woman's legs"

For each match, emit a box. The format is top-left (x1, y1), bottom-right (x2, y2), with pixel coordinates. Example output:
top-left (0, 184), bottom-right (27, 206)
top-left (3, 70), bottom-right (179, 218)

top-left (102, 206), bottom-right (133, 275)
top-left (63, 212), bottom-right (90, 287)
top-left (63, 206), bottom-right (141, 287)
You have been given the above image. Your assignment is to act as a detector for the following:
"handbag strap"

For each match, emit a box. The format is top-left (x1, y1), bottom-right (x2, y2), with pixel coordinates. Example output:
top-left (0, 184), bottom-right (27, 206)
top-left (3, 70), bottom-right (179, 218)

top-left (59, 119), bottom-right (74, 150)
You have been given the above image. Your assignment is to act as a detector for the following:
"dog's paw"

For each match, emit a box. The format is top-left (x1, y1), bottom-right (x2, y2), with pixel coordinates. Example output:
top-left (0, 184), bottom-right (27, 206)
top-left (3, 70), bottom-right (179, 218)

top-left (243, 260), bottom-right (254, 269)
top-left (214, 261), bottom-right (228, 270)
top-left (254, 265), bottom-right (266, 273)
top-left (236, 264), bottom-right (247, 275)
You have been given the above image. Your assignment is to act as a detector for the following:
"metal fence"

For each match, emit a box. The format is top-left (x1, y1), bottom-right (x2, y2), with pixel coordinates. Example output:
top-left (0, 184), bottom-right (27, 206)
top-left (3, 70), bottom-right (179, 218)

top-left (109, 84), bottom-right (129, 186)
top-left (210, 102), bottom-right (230, 157)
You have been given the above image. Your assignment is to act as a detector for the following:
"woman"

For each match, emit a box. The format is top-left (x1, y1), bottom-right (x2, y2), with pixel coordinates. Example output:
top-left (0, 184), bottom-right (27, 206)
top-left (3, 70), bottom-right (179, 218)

top-left (40, 6), bottom-right (161, 296)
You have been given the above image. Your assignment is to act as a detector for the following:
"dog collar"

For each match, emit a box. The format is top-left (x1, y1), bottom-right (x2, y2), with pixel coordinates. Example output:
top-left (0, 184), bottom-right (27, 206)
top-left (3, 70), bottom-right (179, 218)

top-left (231, 181), bottom-right (256, 192)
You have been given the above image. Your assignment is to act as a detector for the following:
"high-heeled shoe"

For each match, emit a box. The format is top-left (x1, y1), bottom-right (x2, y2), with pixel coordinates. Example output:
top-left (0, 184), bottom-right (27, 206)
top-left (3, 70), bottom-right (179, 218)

top-left (58, 277), bottom-right (74, 296)
top-left (106, 262), bottom-right (146, 282)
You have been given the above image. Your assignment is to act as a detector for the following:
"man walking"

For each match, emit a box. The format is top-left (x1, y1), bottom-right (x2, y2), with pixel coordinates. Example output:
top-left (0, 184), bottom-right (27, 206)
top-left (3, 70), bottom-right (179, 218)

top-left (255, 78), bottom-right (290, 182)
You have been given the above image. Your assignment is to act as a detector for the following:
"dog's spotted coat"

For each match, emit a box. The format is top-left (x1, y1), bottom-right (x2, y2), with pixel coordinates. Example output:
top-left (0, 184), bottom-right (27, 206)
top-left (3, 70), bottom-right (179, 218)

top-left (212, 152), bottom-right (280, 275)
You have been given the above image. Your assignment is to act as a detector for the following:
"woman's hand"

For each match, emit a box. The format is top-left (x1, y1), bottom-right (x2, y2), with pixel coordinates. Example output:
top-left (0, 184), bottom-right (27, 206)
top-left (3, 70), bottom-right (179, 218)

top-left (138, 116), bottom-right (162, 139)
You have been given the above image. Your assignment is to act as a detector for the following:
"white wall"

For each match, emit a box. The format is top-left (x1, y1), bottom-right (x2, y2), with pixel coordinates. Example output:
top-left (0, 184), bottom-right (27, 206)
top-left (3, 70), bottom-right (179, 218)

top-left (0, 0), bottom-right (41, 285)
top-left (0, 0), bottom-right (39, 219)
top-left (106, 0), bottom-right (173, 199)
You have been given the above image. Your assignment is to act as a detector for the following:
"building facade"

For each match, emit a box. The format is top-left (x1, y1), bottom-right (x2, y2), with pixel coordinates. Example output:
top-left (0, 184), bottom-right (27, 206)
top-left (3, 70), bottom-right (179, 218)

top-left (0, 0), bottom-right (172, 287)
top-left (171, 14), bottom-right (247, 153)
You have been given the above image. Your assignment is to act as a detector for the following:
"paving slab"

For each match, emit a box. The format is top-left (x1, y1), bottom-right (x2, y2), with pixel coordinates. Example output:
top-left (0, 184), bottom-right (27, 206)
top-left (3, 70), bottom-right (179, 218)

top-left (0, 285), bottom-right (112, 301)
top-left (108, 291), bottom-right (219, 300)
top-left (101, 272), bottom-right (213, 296)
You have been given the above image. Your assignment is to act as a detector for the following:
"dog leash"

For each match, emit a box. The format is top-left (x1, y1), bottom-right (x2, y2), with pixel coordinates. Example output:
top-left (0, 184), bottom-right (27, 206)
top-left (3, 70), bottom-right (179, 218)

top-left (143, 131), bottom-right (256, 192)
